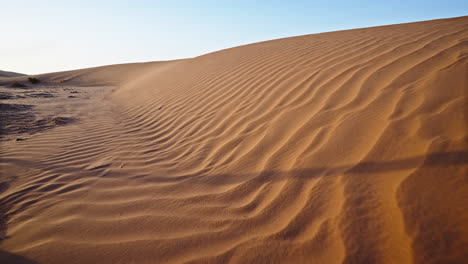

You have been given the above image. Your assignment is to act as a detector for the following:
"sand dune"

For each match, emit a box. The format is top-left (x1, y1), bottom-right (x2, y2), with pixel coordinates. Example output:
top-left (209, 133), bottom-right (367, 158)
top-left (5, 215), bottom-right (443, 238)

top-left (0, 62), bottom-right (166, 87)
top-left (1, 16), bottom-right (467, 264)
top-left (0, 71), bottom-right (25, 78)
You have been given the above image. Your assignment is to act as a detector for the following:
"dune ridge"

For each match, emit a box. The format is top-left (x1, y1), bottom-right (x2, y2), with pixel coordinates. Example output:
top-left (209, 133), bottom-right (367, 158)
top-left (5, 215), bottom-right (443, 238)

top-left (1, 16), bottom-right (467, 263)
top-left (0, 71), bottom-right (25, 78)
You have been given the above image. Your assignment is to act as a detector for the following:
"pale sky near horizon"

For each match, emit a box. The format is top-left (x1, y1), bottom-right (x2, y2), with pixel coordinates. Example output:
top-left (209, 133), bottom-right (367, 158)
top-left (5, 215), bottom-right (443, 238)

top-left (1, 0), bottom-right (467, 74)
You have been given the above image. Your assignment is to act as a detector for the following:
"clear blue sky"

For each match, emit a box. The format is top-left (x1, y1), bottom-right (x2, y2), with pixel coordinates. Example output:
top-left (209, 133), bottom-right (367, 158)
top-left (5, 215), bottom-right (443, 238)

top-left (1, 0), bottom-right (466, 74)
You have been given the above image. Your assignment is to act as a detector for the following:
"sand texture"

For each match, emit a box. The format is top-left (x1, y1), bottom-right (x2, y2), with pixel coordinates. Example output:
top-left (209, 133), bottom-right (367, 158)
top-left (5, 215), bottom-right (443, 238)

top-left (1, 17), bottom-right (467, 264)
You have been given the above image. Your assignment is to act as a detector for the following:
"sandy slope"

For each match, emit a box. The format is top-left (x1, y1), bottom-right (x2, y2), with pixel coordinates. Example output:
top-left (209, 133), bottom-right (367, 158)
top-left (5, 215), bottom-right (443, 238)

top-left (1, 16), bottom-right (467, 264)
top-left (0, 71), bottom-right (25, 78)
top-left (0, 61), bottom-right (166, 87)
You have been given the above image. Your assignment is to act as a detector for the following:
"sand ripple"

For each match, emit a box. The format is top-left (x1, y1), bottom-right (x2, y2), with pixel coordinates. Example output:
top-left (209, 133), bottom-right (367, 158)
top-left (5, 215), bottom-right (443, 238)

top-left (1, 16), bottom-right (467, 264)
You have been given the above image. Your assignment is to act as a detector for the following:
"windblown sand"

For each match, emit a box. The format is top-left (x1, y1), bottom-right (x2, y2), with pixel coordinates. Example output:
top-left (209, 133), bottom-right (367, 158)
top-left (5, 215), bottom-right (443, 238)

top-left (1, 17), bottom-right (467, 264)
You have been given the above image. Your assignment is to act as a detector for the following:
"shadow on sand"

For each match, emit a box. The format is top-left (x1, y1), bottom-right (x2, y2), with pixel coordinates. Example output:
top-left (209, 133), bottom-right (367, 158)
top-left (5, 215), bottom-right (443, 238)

top-left (0, 150), bottom-right (466, 263)
top-left (0, 250), bottom-right (38, 264)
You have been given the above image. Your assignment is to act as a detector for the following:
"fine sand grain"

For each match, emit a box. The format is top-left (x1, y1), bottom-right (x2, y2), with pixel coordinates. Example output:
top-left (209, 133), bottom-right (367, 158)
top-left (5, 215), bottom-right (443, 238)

top-left (1, 16), bottom-right (467, 264)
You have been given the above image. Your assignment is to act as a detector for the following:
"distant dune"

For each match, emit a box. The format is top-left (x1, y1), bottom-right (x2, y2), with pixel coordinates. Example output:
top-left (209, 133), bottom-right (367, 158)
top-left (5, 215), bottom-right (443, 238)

top-left (0, 70), bottom-right (25, 78)
top-left (0, 16), bottom-right (467, 264)
top-left (0, 62), bottom-right (163, 86)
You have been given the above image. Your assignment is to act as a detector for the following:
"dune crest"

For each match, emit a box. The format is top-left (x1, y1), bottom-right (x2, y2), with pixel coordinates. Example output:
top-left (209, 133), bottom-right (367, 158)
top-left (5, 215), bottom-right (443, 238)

top-left (1, 16), bottom-right (467, 264)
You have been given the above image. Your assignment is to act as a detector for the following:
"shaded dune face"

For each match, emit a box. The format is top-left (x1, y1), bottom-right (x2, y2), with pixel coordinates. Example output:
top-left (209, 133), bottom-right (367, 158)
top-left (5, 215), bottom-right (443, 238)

top-left (1, 17), bottom-right (467, 264)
